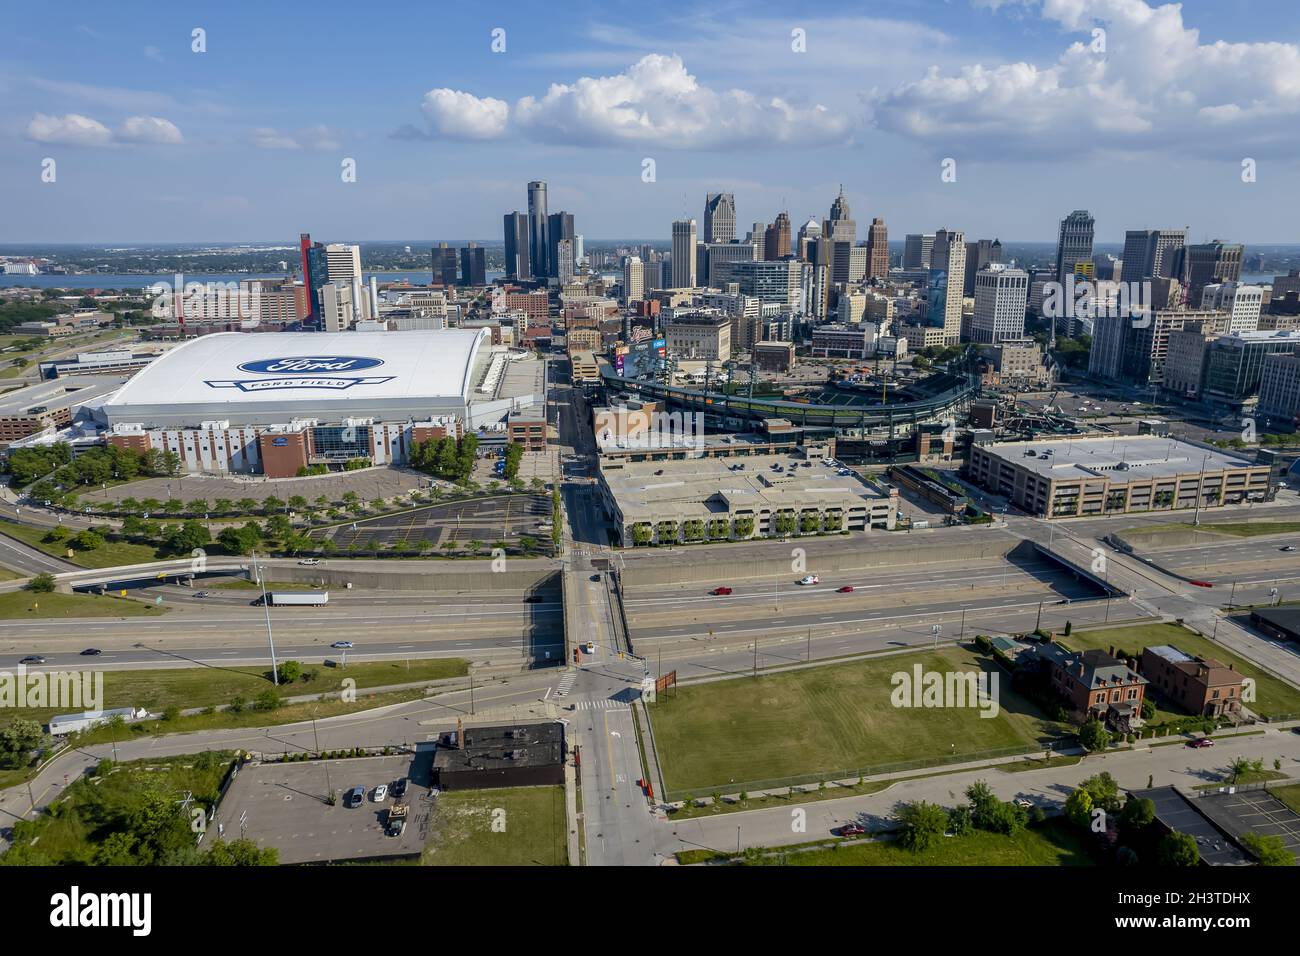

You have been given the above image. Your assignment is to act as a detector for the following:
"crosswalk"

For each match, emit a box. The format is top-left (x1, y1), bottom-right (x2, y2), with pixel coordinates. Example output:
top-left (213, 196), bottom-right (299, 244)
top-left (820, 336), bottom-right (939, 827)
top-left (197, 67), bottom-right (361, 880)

top-left (554, 671), bottom-right (576, 699)
top-left (570, 699), bottom-right (632, 712)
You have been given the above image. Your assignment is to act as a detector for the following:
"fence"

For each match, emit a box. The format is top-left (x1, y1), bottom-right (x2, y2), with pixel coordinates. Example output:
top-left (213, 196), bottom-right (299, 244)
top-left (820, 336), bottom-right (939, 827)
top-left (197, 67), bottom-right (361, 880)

top-left (1186, 776), bottom-right (1300, 798)
top-left (663, 741), bottom-right (1062, 803)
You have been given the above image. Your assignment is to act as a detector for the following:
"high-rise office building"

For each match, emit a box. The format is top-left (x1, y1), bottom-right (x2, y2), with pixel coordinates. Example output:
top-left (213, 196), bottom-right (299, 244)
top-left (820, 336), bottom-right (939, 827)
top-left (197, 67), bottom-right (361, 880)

top-left (671, 219), bottom-right (698, 289)
top-left (459, 243), bottom-right (486, 286)
top-left (797, 217), bottom-right (821, 261)
top-left (1182, 241), bottom-right (1244, 304)
top-left (764, 212), bottom-right (792, 260)
top-left (962, 238), bottom-right (1002, 297)
top-left (705, 241), bottom-right (759, 288)
top-left (298, 233), bottom-right (328, 328)
top-left (431, 243), bottom-right (458, 286)
top-left (971, 265), bottom-right (1029, 344)
top-left (1202, 281), bottom-right (1263, 333)
top-left (503, 212), bottom-right (530, 279)
top-left (547, 211), bottom-right (575, 279)
top-left (555, 239), bottom-right (574, 284)
top-left (319, 282), bottom-right (354, 333)
top-left (527, 181), bottom-right (549, 279)
top-left (903, 233), bottom-right (935, 271)
top-left (866, 218), bottom-right (889, 280)
top-left (323, 243), bottom-right (362, 288)
top-left (825, 186), bottom-right (855, 242)
top-left (622, 256), bottom-right (644, 303)
top-left (704, 193), bottom-right (736, 244)
top-left (1120, 229), bottom-right (1187, 286)
top-left (930, 228), bottom-right (967, 346)
top-left (1055, 210), bottom-right (1095, 285)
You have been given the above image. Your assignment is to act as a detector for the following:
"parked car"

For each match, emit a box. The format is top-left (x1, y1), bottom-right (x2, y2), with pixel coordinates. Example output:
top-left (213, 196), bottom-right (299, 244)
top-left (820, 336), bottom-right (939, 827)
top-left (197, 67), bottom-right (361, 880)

top-left (797, 575), bottom-right (820, 585)
top-left (836, 585), bottom-right (855, 593)
top-left (711, 586), bottom-right (733, 595)
top-left (372, 784), bottom-right (389, 802)
top-left (345, 786), bottom-right (366, 808)
top-left (392, 778), bottom-right (408, 799)
top-left (19, 656), bottom-right (45, 665)
top-left (80, 648), bottom-right (102, 656)
top-left (331, 640), bottom-right (354, 649)
top-left (1187, 737), bottom-right (1215, 748)
top-left (837, 823), bottom-right (866, 836)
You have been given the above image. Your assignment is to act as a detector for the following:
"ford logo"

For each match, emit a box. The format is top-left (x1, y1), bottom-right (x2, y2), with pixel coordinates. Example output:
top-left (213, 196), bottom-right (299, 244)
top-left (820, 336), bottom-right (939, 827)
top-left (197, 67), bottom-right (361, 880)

top-left (237, 356), bottom-right (384, 375)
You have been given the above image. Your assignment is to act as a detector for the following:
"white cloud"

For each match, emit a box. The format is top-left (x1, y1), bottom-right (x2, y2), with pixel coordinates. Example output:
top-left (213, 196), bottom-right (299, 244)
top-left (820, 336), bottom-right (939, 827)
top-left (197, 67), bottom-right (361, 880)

top-left (419, 88), bottom-right (510, 140)
top-left (25, 111), bottom-right (183, 146)
top-left (871, 0), bottom-right (1300, 157)
top-left (513, 54), bottom-right (851, 149)
top-left (26, 112), bottom-right (113, 146)
top-left (117, 115), bottom-right (183, 144)
top-left (248, 125), bottom-right (341, 151)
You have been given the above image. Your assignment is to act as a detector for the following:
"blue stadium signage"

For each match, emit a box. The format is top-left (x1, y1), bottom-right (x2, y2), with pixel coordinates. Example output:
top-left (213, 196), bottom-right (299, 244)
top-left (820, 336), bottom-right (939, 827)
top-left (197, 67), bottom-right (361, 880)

top-left (206, 356), bottom-right (393, 393)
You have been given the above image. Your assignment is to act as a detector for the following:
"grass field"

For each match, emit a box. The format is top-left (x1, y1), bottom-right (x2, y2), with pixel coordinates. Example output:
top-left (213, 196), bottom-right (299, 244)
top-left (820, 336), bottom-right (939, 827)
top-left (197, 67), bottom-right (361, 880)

top-left (0, 564), bottom-right (23, 581)
top-left (0, 590), bottom-right (162, 619)
top-left (0, 520), bottom-right (161, 569)
top-left (1125, 520), bottom-right (1300, 538)
top-left (2, 657), bottom-right (469, 729)
top-left (1062, 623), bottom-right (1300, 719)
top-left (649, 646), bottom-right (1068, 796)
top-left (745, 819), bottom-right (1097, 867)
top-left (423, 786), bottom-right (567, 866)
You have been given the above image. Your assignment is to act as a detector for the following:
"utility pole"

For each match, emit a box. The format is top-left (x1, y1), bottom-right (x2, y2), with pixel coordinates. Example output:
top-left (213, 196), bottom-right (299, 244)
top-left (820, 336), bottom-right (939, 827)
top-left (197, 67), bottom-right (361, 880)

top-left (806, 627), bottom-right (811, 661)
top-left (753, 636), bottom-right (758, 678)
top-left (1035, 600), bottom-right (1044, 632)
top-left (252, 550), bottom-right (279, 684)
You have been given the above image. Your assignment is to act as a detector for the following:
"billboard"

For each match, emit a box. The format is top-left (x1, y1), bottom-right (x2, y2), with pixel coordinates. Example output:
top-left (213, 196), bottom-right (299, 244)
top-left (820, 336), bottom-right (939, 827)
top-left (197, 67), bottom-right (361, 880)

top-left (620, 339), bottom-right (662, 380)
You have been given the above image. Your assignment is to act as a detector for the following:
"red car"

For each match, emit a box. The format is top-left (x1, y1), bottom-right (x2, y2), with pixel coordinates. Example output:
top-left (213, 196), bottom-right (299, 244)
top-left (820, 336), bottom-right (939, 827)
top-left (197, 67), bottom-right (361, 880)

top-left (836, 585), bottom-right (855, 593)
top-left (711, 586), bottom-right (733, 596)
top-left (838, 823), bottom-right (866, 836)
top-left (1187, 737), bottom-right (1215, 748)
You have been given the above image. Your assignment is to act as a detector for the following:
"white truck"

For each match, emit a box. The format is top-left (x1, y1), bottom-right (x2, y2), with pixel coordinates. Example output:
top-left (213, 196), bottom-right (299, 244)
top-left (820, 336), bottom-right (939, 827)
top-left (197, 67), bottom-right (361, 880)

top-left (266, 590), bottom-right (329, 606)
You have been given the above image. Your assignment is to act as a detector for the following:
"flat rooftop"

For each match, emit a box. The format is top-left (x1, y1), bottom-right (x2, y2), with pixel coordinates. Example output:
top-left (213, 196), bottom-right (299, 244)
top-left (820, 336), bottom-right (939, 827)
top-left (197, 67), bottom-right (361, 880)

top-left (979, 435), bottom-right (1258, 482)
top-left (432, 722), bottom-right (564, 774)
top-left (601, 451), bottom-right (890, 523)
top-left (0, 375), bottom-right (130, 416)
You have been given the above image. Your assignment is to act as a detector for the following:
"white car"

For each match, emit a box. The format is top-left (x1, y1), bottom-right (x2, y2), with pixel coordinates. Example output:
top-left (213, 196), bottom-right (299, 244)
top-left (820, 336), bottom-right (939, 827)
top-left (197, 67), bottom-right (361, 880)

top-left (585, 641), bottom-right (596, 654)
top-left (331, 640), bottom-right (354, 649)
top-left (299, 558), bottom-right (321, 566)
top-left (372, 784), bottom-right (388, 802)
top-left (797, 575), bottom-right (820, 586)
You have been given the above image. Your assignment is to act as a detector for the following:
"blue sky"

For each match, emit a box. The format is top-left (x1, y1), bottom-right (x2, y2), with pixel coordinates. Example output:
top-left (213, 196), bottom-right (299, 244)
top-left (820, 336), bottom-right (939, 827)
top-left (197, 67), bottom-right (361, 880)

top-left (2, 0), bottom-right (1298, 244)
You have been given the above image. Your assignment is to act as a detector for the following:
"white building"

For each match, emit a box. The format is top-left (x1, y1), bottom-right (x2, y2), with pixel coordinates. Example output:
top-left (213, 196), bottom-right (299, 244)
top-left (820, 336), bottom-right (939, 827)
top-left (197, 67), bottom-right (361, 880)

top-left (971, 265), bottom-right (1029, 344)
top-left (671, 219), bottom-right (698, 289)
top-left (1201, 282), bottom-right (1263, 334)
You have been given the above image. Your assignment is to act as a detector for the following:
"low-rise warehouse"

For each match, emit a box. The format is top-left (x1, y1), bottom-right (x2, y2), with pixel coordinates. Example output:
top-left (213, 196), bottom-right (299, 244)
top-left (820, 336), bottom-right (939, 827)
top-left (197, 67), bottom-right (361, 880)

top-left (966, 435), bottom-right (1271, 519)
top-left (598, 445), bottom-right (897, 546)
top-left (431, 723), bottom-right (565, 791)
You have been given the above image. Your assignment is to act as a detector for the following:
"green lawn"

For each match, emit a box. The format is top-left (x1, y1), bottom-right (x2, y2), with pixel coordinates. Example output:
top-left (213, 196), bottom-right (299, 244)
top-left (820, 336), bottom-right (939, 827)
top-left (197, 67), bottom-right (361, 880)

top-left (1, 658), bottom-right (469, 730)
top-left (0, 564), bottom-right (25, 581)
top-left (0, 590), bottom-right (162, 619)
top-left (1063, 623), bottom-right (1300, 719)
top-left (1125, 520), bottom-right (1300, 538)
top-left (745, 819), bottom-right (1097, 867)
top-left (1271, 784), bottom-right (1300, 815)
top-left (0, 520), bottom-right (161, 569)
top-left (423, 786), bottom-right (567, 866)
top-left (650, 646), bottom-right (1069, 796)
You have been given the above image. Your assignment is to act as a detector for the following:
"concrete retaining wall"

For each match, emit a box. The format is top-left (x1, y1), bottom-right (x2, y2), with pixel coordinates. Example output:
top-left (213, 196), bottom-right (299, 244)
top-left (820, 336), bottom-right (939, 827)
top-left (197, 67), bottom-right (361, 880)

top-left (264, 563), bottom-right (561, 593)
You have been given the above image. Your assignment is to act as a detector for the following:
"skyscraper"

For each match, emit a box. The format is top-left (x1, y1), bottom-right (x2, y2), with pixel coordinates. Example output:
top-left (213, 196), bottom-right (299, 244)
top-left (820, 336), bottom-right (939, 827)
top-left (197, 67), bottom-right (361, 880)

top-left (622, 256), bottom-right (644, 303)
top-left (503, 212), bottom-right (530, 279)
top-left (298, 233), bottom-right (328, 328)
top-left (547, 211), bottom-right (575, 279)
top-left (903, 233), bottom-right (935, 270)
top-left (459, 243), bottom-right (486, 286)
top-left (764, 212), bottom-right (791, 260)
top-left (930, 228), bottom-right (967, 346)
top-left (431, 243), bottom-right (458, 286)
top-left (704, 193), bottom-right (736, 244)
top-left (962, 238), bottom-right (1002, 297)
top-left (1182, 241), bottom-right (1244, 303)
top-left (527, 181), bottom-right (549, 279)
top-left (323, 243), bottom-right (362, 287)
top-left (671, 219), bottom-right (698, 289)
top-left (1120, 229), bottom-right (1188, 287)
top-left (866, 218), bottom-right (889, 280)
top-left (825, 186), bottom-right (855, 241)
top-left (971, 265), bottom-right (1029, 344)
top-left (555, 239), bottom-right (574, 284)
top-left (1055, 210), bottom-right (1095, 284)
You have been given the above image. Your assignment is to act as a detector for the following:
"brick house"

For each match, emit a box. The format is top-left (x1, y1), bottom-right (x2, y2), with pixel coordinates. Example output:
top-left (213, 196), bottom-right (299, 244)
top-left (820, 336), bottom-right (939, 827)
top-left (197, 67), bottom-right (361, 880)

top-left (1022, 641), bottom-right (1147, 731)
top-left (1139, 645), bottom-right (1245, 718)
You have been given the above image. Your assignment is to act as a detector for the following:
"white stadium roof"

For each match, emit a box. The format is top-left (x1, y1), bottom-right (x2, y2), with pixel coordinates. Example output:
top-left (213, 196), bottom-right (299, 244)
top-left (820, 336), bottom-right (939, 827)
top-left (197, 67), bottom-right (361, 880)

top-left (102, 329), bottom-right (492, 427)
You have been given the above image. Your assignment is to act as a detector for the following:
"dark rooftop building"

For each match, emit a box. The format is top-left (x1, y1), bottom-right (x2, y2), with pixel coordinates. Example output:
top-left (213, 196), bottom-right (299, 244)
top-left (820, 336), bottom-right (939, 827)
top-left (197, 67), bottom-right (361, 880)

top-left (1249, 605), bottom-right (1300, 643)
top-left (431, 722), bottom-right (565, 791)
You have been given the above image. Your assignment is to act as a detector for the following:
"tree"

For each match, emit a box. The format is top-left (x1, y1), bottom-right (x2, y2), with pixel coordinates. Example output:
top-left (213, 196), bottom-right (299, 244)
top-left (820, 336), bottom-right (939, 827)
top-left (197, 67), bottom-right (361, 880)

top-left (1078, 718), bottom-right (1112, 752)
top-left (1241, 832), bottom-right (1295, 866)
top-left (947, 805), bottom-right (973, 837)
top-left (894, 801), bottom-right (948, 852)
top-left (217, 522), bottom-right (263, 556)
top-left (213, 498), bottom-right (235, 515)
top-left (1118, 796), bottom-right (1155, 833)
top-left (186, 499), bottom-right (209, 516)
top-left (24, 572), bottom-right (57, 593)
top-left (1156, 831), bottom-right (1200, 867)
top-left (204, 838), bottom-right (278, 866)
top-left (276, 660), bottom-right (302, 683)
top-left (288, 495), bottom-right (308, 512)
top-left (1079, 772), bottom-right (1123, 813)
top-left (263, 496), bottom-right (285, 513)
top-left (163, 520), bottom-right (210, 555)
top-left (1065, 788), bottom-right (1094, 828)
top-left (0, 718), bottom-right (47, 769)
top-left (964, 781), bottom-right (999, 824)
top-left (71, 529), bottom-right (104, 551)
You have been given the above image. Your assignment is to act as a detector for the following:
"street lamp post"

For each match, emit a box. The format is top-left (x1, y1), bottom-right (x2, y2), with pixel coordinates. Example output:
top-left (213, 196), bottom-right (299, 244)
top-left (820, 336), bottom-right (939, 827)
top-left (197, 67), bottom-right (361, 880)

top-left (931, 623), bottom-right (941, 648)
top-left (252, 550), bottom-right (279, 684)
